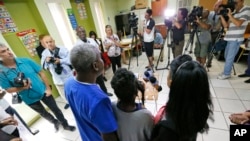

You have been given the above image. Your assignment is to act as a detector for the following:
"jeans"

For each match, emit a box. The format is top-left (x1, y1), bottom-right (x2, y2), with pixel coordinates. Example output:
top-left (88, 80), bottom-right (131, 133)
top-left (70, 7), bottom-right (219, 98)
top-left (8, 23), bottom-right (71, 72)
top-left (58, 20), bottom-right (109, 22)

top-left (245, 51), bottom-right (250, 75)
top-left (223, 41), bottom-right (241, 75)
top-left (28, 94), bottom-right (68, 126)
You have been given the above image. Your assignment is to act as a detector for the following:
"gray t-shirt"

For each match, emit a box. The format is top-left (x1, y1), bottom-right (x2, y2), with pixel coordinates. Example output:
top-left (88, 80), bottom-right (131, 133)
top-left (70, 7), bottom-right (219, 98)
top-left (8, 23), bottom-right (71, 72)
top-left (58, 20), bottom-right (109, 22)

top-left (197, 19), bottom-right (212, 44)
top-left (111, 102), bottom-right (154, 141)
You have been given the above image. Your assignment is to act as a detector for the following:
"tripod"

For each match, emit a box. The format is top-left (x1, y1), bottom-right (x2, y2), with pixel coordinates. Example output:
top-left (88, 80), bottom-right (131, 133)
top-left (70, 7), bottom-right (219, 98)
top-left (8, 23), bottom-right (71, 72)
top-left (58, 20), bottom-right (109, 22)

top-left (155, 28), bottom-right (172, 70)
top-left (205, 28), bottom-right (236, 75)
top-left (184, 24), bottom-right (200, 54)
top-left (128, 27), bottom-right (141, 70)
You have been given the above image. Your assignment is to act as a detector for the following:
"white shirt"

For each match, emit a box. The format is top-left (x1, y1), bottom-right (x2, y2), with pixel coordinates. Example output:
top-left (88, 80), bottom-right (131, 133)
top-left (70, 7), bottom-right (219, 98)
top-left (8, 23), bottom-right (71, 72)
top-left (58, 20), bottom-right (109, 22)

top-left (74, 38), bottom-right (100, 52)
top-left (41, 46), bottom-right (73, 85)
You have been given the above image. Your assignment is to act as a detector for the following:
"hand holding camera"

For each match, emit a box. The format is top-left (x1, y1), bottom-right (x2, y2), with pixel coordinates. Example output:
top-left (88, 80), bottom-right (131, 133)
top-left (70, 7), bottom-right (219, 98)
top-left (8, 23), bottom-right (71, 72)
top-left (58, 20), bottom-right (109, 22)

top-left (14, 72), bottom-right (31, 89)
top-left (46, 57), bottom-right (60, 64)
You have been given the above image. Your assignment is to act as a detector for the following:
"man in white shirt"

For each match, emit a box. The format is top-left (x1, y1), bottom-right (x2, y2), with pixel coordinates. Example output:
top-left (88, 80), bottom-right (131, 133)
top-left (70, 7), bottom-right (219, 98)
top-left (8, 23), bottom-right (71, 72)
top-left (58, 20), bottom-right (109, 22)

top-left (41, 35), bottom-right (73, 109)
top-left (142, 9), bottom-right (155, 69)
top-left (74, 26), bottom-right (113, 96)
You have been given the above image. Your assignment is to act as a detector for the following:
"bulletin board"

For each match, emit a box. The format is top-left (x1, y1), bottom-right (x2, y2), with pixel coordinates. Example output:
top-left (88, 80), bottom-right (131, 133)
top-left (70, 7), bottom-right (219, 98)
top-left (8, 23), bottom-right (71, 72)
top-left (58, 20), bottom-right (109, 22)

top-left (76, 3), bottom-right (88, 20)
top-left (16, 29), bottom-right (39, 57)
top-left (0, 1), bottom-right (18, 34)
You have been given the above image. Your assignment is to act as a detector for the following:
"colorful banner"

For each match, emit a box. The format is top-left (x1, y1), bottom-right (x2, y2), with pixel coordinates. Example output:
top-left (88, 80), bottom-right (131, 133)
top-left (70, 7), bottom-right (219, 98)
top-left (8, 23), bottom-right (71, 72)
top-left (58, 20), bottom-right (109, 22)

top-left (76, 3), bottom-right (88, 20)
top-left (16, 29), bottom-right (39, 57)
top-left (0, 1), bottom-right (18, 34)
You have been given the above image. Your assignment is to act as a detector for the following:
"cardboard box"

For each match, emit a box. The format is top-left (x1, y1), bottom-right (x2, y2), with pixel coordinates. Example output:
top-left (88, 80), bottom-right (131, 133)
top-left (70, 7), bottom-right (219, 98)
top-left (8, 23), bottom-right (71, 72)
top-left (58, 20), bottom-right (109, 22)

top-left (135, 0), bottom-right (148, 9)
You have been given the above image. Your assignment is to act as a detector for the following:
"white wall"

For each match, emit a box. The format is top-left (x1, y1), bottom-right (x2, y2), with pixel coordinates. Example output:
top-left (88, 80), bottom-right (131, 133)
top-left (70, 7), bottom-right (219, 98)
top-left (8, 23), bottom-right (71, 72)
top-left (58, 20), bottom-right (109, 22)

top-left (34, 0), bottom-right (76, 49)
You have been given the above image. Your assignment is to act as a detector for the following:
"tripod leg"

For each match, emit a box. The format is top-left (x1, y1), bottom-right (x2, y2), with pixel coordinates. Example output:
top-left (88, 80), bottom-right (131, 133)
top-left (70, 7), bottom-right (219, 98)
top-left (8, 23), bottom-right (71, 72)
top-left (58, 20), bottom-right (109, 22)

top-left (128, 34), bottom-right (136, 70)
top-left (233, 64), bottom-right (236, 75)
top-left (155, 44), bottom-right (164, 70)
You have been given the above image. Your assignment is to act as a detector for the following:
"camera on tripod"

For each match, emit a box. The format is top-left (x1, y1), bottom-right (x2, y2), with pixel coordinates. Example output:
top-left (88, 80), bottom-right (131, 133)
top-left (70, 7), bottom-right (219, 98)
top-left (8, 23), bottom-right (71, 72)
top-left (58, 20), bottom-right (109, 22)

top-left (163, 9), bottom-right (176, 29)
top-left (188, 6), bottom-right (203, 26)
top-left (129, 12), bottom-right (138, 31)
top-left (218, 3), bottom-right (235, 21)
top-left (14, 72), bottom-right (29, 87)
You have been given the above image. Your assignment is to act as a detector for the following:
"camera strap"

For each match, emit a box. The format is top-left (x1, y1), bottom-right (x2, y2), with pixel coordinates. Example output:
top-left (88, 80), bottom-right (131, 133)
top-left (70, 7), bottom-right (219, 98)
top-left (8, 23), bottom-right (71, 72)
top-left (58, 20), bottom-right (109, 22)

top-left (49, 47), bottom-right (61, 58)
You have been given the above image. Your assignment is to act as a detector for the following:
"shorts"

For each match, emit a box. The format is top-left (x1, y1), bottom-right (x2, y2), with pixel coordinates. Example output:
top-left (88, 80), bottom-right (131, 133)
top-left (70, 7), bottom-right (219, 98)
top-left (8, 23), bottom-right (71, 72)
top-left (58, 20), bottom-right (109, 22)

top-left (194, 42), bottom-right (211, 58)
top-left (144, 41), bottom-right (154, 57)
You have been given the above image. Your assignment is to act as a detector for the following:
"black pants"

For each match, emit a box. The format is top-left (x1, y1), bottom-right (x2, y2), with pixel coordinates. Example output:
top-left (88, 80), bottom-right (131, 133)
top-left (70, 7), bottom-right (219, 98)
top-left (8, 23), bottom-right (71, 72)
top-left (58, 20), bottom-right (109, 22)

top-left (109, 55), bottom-right (121, 73)
top-left (28, 94), bottom-right (68, 127)
top-left (96, 75), bottom-right (107, 94)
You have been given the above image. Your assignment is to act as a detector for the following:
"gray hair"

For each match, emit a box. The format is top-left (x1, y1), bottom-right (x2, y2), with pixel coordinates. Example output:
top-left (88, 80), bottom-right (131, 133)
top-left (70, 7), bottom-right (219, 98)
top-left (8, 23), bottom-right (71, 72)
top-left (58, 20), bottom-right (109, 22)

top-left (70, 44), bottom-right (98, 72)
top-left (0, 43), bottom-right (7, 48)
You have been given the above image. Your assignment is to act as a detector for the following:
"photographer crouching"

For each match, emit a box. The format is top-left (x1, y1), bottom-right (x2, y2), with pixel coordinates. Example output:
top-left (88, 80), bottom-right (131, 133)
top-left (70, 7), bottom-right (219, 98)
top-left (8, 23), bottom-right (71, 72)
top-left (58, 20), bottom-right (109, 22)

top-left (0, 43), bottom-right (75, 132)
top-left (218, 0), bottom-right (250, 80)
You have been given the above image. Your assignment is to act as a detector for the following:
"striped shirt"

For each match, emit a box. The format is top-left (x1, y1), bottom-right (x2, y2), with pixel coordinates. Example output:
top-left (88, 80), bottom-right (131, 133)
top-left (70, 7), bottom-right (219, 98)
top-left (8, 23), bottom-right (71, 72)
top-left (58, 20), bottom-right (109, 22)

top-left (224, 5), bottom-right (250, 42)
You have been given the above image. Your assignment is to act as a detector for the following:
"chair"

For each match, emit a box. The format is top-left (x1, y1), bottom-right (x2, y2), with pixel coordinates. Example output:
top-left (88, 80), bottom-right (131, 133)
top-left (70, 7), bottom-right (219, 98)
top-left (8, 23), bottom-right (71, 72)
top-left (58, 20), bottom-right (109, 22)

top-left (236, 44), bottom-right (250, 63)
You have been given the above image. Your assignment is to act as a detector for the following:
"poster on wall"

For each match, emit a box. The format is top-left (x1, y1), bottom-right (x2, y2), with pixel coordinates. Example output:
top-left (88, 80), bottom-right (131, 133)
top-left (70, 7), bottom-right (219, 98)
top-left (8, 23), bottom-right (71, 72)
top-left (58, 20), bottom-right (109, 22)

top-left (16, 29), bottom-right (39, 57)
top-left (76, 3), bottom-right (88, 19)
top-left (0, 1), bottom-right (18, 34)
top-left (67, 9), bottom-right (78, 30)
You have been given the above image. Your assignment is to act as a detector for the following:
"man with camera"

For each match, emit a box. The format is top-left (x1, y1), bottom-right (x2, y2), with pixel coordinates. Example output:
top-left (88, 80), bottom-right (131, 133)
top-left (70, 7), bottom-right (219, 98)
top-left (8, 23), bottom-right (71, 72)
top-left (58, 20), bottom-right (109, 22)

top-left (0, 43), bottom-right (75, 132)
top-left (167, 8), bottom-right (188, 58)
top-left (194, 9), bottom-right (212, 66)
top-left (218, 0), bottom-right (250, 80)
top-left (41, 35), bottom-right (72, 109)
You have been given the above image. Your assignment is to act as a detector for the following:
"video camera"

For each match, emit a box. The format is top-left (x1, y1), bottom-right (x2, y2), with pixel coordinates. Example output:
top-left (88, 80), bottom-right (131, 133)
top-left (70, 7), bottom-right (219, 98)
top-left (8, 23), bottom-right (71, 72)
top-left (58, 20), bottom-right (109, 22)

top-left (218, 3), bottom-right (235, 21)
top-left (129, 12), bottom-right (138, 31)
top-left (188, 6), bottom-right (203, 25)
top-left (14, 72), bottom-right (29, 87)
top-left (164, 19), bottom-right (173, 29)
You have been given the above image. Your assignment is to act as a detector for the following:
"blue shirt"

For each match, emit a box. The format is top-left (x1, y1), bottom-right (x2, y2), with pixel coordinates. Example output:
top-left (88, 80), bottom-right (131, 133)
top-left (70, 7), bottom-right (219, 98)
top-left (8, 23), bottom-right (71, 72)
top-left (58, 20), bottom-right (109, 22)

top-left (154, 32), bottom-right (163, 45)
top-left (64, 77), bottom-right (118, 141)
top-left (0, 58), bottom-right (45, 104)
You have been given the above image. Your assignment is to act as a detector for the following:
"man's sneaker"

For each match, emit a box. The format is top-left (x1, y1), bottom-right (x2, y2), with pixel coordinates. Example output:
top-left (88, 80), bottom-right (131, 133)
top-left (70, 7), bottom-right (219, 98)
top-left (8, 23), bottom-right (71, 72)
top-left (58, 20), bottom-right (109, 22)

top-left (53, 120), bottom-right (60, 132)
top-left (217, 74), bottom-right (231, 80)
top-left (107, 92), bottom-right (113, 96)
top-left (244, 79), bottom-right (250, 83)
top-left (238, 73), bottom-right (250, 77)
top-left (64, 104), bottom-right (70, 109)
top-left (63, 125), bottom-right (76, 131)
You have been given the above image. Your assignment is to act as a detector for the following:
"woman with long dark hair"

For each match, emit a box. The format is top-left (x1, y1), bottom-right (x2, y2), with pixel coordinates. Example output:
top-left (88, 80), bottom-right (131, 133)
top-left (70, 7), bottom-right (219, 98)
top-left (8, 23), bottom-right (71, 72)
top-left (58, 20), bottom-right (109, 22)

top-left (151, 54), bottom-right (213, 141)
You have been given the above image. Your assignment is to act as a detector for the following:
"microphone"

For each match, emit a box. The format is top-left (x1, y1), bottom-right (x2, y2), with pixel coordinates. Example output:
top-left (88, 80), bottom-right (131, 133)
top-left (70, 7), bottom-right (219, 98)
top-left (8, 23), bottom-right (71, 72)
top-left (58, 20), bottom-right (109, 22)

top-left (149, 76), bottom-right (162, 92)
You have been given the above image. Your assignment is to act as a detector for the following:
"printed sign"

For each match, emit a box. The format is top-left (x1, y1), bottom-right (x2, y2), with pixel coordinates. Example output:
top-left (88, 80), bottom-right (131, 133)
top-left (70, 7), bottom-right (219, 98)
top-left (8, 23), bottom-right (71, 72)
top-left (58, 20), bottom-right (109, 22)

top-left (16, 29), bottom-right (39, 57)
top-left (0, 1), bottom-right (18, 34)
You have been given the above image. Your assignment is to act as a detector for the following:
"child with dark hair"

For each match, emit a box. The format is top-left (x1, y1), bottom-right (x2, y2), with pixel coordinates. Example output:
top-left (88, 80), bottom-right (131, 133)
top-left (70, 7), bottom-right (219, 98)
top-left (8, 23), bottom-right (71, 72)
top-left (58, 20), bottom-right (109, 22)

top-left (111, 68), bottom-right (154, 141)
top-left (151, 54), bottom-right (213, 141)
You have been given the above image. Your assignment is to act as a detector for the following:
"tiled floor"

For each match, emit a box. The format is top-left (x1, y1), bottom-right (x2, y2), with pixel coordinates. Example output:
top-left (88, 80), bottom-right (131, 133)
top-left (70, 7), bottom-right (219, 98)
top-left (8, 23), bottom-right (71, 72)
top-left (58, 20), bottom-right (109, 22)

top-left (27, 43), bottom-right (250, 141)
